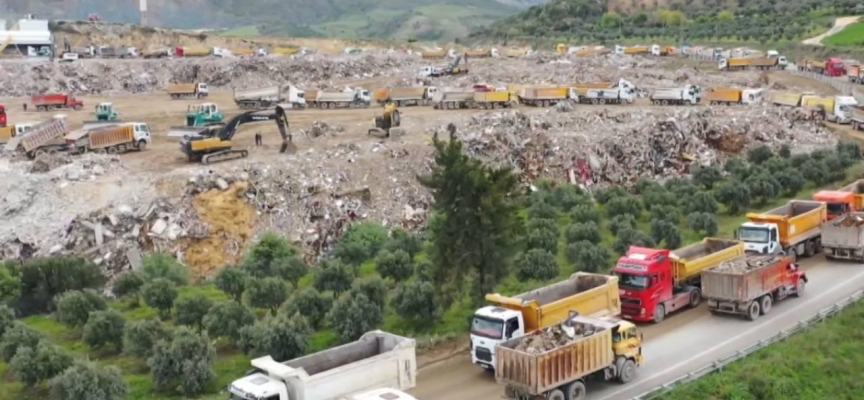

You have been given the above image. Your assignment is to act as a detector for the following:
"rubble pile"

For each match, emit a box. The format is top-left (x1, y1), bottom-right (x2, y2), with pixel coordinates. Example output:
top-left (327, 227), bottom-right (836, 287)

top-left (514, 322), bottom-right (598, 355)
top-left (0, 54), bottom-right (419, 96)
top-left (302, 121), bottom-right (343, 138)
top-left (836, 213), bottom-right (864, 227)
top-left (716, 255), bottom-right (782, 273)
top-left (439, 106), bottom-right (835, 186)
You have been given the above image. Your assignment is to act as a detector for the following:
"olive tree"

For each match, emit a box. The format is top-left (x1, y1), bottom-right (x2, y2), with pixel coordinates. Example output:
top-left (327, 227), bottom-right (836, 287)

top-left (50, 360), bottom-right (129, 400)
top-left (111, 270), bottom-right (147, 305)
top-left (54, 289), bottom-right (107, 328)
top-left (83, 309), bottom-right (126, 350)
top-left (148, 327), bottom-right (216, 396)
top-left (515, 249), bottom-right (559, 281)
top-left (214, 266), bottom-right (250, 302)
top-left (141, 278), bottom-right (178, 319)
top-left (123, 319), bottom-right (169, 358)
top-left (327, 292), bottom-right (382, 342)
top-left (391, 281), bottom-right (439, 324)
top-left (203, 301), bottom-right (256, 343)
top-left (174, 294), bottom-right (214, 330)
top-left (10, 342), bottom-right (72, 387)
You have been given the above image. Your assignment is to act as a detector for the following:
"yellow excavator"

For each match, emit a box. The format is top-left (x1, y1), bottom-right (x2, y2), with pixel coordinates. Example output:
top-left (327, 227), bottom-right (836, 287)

top-left (179, 104), bottom-right (295, 164)
top-left (368, 102), bottom-right (404, 138)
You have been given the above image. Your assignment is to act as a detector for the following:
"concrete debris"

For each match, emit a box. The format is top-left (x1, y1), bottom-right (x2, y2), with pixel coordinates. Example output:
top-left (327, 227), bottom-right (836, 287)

top-left (835, 214), bottom-right (864, 227)
top-left (303, 121), bottom-right (343, 138)
top-left (0, 55), bottom-right (419, 96)
top-left (514, 321), bottom-right (598, 355)
top-left (715, 255), bottom-right (782, 273)
top-left (29, 153), bottom-right (72, 173)
top-left (433, 106), bottom-right (835, 187)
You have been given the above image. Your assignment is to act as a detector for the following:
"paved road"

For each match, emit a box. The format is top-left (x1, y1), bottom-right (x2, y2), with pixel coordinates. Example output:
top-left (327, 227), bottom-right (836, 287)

top-left (408, 256), bottom-right (864, 399)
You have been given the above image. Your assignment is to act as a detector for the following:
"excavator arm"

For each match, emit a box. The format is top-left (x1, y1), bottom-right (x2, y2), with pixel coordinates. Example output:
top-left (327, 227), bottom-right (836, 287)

top-left (182, 104), bottom-right (295, 164)
top-left (216, 104), bottom-right (293, 152)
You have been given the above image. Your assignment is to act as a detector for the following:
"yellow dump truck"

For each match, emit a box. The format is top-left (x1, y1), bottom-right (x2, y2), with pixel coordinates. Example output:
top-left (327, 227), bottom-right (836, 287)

top-left (466, 49), bottom-right (492, 58)
top-left (704, 87), bottom-right (764, 105)
top-left (769, 92), bottom-right (806, 107)
top-left (167, 82), bottom-right (209, 99)
top-left (740, 200), bottom-right (827, 258)
top-left (231, 48), bottom-right (254, 56)
top-left (624, 45), bottom-right (649, 55)
top-left (801, 95), bottom-right (835, 111)
top-left (470, 273), bottom-right (619, 370)
top-left (272, 47), bottom-right (300, 55)
top-left (0, 123), bottom-right (36, 144)
top-left (421, 50), bottom-right (447, 58)
top-left (473, 91), bottom-right (513, 109)
top-left (520, 87), bottom-right (572, 107)
top-left (495, 314), bottom-right (643, 399)
top-left (182, 47), bottom-right (211, 57)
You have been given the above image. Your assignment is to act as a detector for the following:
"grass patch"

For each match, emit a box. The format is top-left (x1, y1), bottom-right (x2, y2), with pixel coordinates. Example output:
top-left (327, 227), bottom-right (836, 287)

top-left (655, 295), bottom-right (864, 400)
top-left (823, 21), bottom-right (864, 46)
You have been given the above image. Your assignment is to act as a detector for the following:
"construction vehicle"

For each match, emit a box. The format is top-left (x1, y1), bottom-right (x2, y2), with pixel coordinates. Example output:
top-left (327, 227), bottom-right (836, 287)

top-left (472, 91), bottom-right (514, 109)
top-left (31, 94), bottom-right (84, 111)
top-left (93, 102), bottom-right (119, 121)
top-left (495, 313), bottom-right (642, 400)
top-left (649, 85), bottom-right (701, 105)
top-left (580, 84), bottom-right (636, 105)
top-left (812, 190), bottom-right (857, 220)
top-left (569, 79), bottom-right (635, 96)
top-left (176, 105), bottom-right (294, 164)
top-left (65, 122), bottom-right (151, 154)
top-left (738, 200), bottom-right (826, 259)
top-left (432, 91), bottom-right (475, 109)
top-left (703, 87), bottom-right (764, 105)
top-left (167, 83), bottom-right (208, 99)
top-left (800, 95), bottom-right (859, 124)
top-left (0, 104), bottom-right (6, 127)
top-left (719, 56), bottom-right (787, 70)
top-left (821, 212), bottom-right (864, 261)
top-left (226, 331), bottom-right (416, 400)
top-left (306, 88), bottom-right (371, 109)
top-left (503, 47), bottom-right (529, 57)
top-left (0, 122), bottom-right (35, 144)
top-left (848, 65), bottom-right (863, 84)
top-left (615, 45), bottom-right (649, 55)
top-left (420, 49), bottom-right (454, 58)
top-left (702, 255), bottom-right (805, 320)
top-left (465, 48), bottom-right (498, 58)
top-left (174, 47), bottom-right (211, 57)
top-left (372, 87), bottom-right (439, 106)
top-left (615, 238), bottom-right (745, 323)
top-left (853, 107), bottom-right (864, 131)
top-left (431, 91), bottom-right (514, 110)
top-left (97, 46), bottom-right (137, 58)
top-left (184, 103), bottom-right (223, 127)
top-left (838, 179), bottom-right (864, 211)
top-left (802, 57), bottom-right (846, 76)
top-left (4, 116), bottom-right (69, 158)
top-left (368, 103), bottom-right (404, 139)
top-left (142, 48), bottom-right (172, 59)
top-left (419, 53), bottom-right (468, 78)
top-left (470, 273), bottom-right (620, 371)
top-left (768, 92), bottom-right (810, 107)
top-left (650, 45), bottom-right (675, 56)
top-left (234, 85), bottom-right (305, 109)
top-left (520, 87), bottom-right (578, 107)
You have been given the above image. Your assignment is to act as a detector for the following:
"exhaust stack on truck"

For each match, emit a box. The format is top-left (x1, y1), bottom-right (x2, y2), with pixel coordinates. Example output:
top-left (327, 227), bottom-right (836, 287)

top-left (470, 272), bottom-right (619, 370)
top-left (227, 331), bottom-right (416, 400)
top-left (495, 313), bottom-right (643, 400)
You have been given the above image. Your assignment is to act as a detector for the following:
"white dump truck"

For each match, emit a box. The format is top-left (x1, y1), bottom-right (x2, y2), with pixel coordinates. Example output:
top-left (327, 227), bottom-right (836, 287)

top-left (65, 122), bottom-right (151, 154)
top-left (234, 85), bottom-right (306, 109)
top-left (3, 116), bottom-right (70, 158)
top-left (650, 85), bottom-right (701, 105)
top-left (822, 212), bottom-right (864, 262)
top-left (227, 331), bottom-right (416, 400)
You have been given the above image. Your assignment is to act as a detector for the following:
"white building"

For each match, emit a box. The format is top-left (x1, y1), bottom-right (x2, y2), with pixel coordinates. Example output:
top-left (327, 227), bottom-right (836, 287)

top-left (0, 16), bottom-right (52, 54)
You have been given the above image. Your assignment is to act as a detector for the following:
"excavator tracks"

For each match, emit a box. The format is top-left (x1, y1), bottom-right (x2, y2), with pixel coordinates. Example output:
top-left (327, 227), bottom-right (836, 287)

top-left (201, 149), bottom-right (249, 165)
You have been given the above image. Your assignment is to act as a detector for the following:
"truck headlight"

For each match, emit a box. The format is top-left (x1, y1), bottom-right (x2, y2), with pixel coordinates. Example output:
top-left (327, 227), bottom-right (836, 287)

top-left (640, 308), bottom-right (645, 315)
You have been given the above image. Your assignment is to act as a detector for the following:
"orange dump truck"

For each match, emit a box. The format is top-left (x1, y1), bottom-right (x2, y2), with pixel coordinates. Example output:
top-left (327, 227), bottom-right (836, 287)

top-left (847, 65), bottom-right (863, 83)
top-left (520, 87), bottom-right (571, 107)
top-left (839, 179), bottom-right (864, 210)
top-left (813, 190), bottom-right (858, 220)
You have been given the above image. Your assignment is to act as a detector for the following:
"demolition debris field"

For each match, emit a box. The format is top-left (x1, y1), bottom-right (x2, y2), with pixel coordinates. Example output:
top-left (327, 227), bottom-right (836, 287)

top-left (0, 52), bottom-right (852, 281)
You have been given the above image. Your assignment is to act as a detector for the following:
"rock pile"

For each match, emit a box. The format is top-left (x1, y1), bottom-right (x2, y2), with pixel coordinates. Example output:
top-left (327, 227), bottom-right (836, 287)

top-left (514, 321), bottom-right (600, 355)
top-left (0, 54), bottom-right (419, 96)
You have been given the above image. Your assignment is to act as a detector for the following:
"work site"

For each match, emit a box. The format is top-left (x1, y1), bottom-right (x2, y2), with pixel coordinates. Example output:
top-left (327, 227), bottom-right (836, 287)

top-left (2, 13), bottom-right (864, 400)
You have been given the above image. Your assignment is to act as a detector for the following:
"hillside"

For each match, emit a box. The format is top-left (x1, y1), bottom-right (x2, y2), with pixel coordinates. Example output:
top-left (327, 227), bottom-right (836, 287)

top-left (0, 0), bottom-right (546, 40)
top-left (473, 0), bottom-right (864, 44)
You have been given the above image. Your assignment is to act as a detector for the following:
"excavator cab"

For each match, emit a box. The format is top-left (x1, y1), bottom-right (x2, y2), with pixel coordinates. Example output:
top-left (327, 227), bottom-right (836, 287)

top-left (369, 102), bottom-right (403, 138)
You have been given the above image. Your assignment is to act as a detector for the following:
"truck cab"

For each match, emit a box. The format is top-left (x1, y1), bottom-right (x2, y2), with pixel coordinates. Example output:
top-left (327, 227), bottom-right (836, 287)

top-left (196, 82), bottom-right (209, 97)
top-left (614, 45), bottom-right (625, 55)
top-left (737, 222), bottom-right (782, 254)
top-left (355, 88), bottom-right (371, 103)
top-left (813, 190), bottom-right (855, 220)
top-left (95, 102), bottom-right (118, 121)
top-left (614, 247), bottom-right (673, 322)
top-left (742, 89), bottom-right (764, 105)
top-left (470, 306), bottom-right (524, 370)
top-left (0, 104), bottom-right (6, 127)
top-left (826, 57), bottom-right (845, 76)
top-left (424, 86), bottom-right (439, 99)
top-left (832, 96), bottom-right (859, 123)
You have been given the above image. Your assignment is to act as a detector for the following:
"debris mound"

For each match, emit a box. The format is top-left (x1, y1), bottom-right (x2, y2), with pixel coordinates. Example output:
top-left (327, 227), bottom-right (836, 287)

top-left (185, 182), bottom-right (256, 277)
top-left (29, 153), bottom-right (72, 173)
top-left (835, 214), bottom-right (864, 227)
top-left (514, 320), bottom-right (599, 355)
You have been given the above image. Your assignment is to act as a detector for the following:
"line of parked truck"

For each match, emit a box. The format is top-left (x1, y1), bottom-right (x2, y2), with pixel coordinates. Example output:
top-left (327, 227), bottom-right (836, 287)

top-left (2, 115), bottom-right (151, 158)
top-left (465, 175), bottom-right (864, 399)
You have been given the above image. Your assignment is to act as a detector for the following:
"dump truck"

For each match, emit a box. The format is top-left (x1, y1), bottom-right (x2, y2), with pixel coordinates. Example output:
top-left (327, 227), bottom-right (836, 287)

top-left (420, 50), bottom-right (448, 58)
top-left (769, 92), bottom-right (808, 107)
top-left (97, 46), bottom-right (136, 58)
top-left (495, 314), bottom-right (643, 400)
top-left (812, 190), bottom-right (858, 220)
top-left (465, 48), bottom-right (498, 58)
top-left (580, 86), bottom-right (636, 105)
top-left (719, 56), bottom-right (787, 70)
top-left (0, 122), bottom-right (36, 144)
top-left (473, 91), bottom-right (513, 109)
top-left (848, 65), bottom-right (864, 84)
top-left (234, 85), bottom-right (306, 109)
top-left (738, 200), bottom-right (826, 259)
top-left (702, 255), bottom-right (805, 320)
top-left (175, 47), bottom-right (211, 57)
top-left (306, 88), bottom-right (371, 109)
top-left (432, 91), bottom-right (475, 109)
top-left (704, 87), bottom-right (764, 105)
top-left (649, 85), bottom-right (701, 105)
top-left (800, 95), bottom-right (859, 124)
top-left (167, 82), bottom-right (208, 99)
top-left (614, 45), bottom-right (649, 55)
top-left (854, 107), bottom-right (864, 131)
top-left (520, 87), bottom-right (577, 107)
top-left (615, 238), bottom-right (745, 323)
top-left (31, 94), bottom-right (84, 111)
top-left (373, 87), bottom-right (439, 106)
top-left (821, 212), bottom-right (864, 262)
top-left (470, 273), bottom-right (620, 371)
top-left (226, 331), bottom-right (416, 400)
top-left (839, 179), bottom-right (864, 211)
top-left (4, 117), bottom-right (69, 158)
top-left (65, 122), bottom-right (151, 154)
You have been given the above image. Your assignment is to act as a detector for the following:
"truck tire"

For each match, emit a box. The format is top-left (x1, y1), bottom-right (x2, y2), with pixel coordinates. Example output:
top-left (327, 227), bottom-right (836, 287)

top-left (793, 279), bottom-right (805, 297)
top-left (547, 389), bottom-right (566, 400)
top-left (564, 381), bottom-right (586, 400)
top-left (689, 289), bottom-right (702, 308)
top-left (804, 240), bottom-right (815, 257)
top-left (137, 140), bottom-right (148, 151)
top-left (746, 300), bottom-right (761, 321)
top-left (653, 304), bottom-right (665, 323)
top-left (760, 295), bottom-right (773, 315)
top-left (598, 99), bottom-right (606, 105)
top-left (73, 104), bottom-right (82, 111)
top-left (617, 359), bottom-right (637, 383)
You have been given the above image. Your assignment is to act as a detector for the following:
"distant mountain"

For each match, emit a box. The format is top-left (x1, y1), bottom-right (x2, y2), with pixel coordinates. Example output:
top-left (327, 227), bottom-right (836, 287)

top-left (0, 0), bottom-right (549, 40)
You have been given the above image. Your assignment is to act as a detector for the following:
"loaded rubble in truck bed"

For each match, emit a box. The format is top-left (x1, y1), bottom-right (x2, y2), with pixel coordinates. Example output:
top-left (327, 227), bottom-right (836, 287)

top-left (835, 214), bottom-right (864, 227)
top-left (712, 255), bottom-right (781, 273)
top-left (513, 320), bottom-right (600, 355)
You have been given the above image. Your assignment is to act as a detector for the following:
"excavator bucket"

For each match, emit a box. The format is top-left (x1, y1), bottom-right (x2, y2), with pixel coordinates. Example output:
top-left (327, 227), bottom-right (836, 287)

top-left (280, 140), bottom-right (297, 154)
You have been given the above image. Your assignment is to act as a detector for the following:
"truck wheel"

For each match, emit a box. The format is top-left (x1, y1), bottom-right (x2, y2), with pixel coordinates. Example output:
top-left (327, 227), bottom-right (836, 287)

top-left (804, 240), bottom-right (815, 257)
top-left (689, 289), bottom-right (702, 308)
top-left (746, 300), bottom-right (761, 321)
top-left (793, 279), bottom-right (806, 297)
top-left (591, 99), bottom-right (599, 105)
top-left (661, 100), bottom-right (669, 106)
top-left (107, 147), bottom-right (118, 155)
top-left (73, 104), bottom-right (82, 111)
top-left (760, 295), bottom-right (773, 315)
top-left (653, 304), bottom-right (665, 323)
top-left (564, 381), bottom-right (586, 400)
top-left (137, 140), bottom-right (147, 151)
top-left (547, 389), bottom-right (565, 400)
top-left (598, 99), bottom-right (606, 105)
top-left (617, 359), bottom-right (637, 383)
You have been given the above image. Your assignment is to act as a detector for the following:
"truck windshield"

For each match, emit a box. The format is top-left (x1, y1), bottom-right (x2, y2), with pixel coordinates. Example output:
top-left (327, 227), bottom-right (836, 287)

top-left (826, 202), bottom-right (845, 215)
top-left (738, 227), bottom-right (769, 243)
top-left (471, 316), bottom-right (503, 339)
top-left (618, 273), bottom-right (650, 290)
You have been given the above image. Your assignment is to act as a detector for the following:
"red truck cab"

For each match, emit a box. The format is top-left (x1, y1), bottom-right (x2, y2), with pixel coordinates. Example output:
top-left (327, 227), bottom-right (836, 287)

top-left (825, 57), bottom-right (845, 77)
top-left (0, 105), bottom-right (6, 127)
top-left (614, 246), bottom-right (694, 323)
top-left (812, 190), bottom-right (855, 220)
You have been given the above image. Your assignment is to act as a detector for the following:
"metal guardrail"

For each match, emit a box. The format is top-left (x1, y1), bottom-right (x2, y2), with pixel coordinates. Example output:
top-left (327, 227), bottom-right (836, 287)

top-left (630, 289), bottom-right (864, 400)
top-left (786, 69), bottom-right (864, 103)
